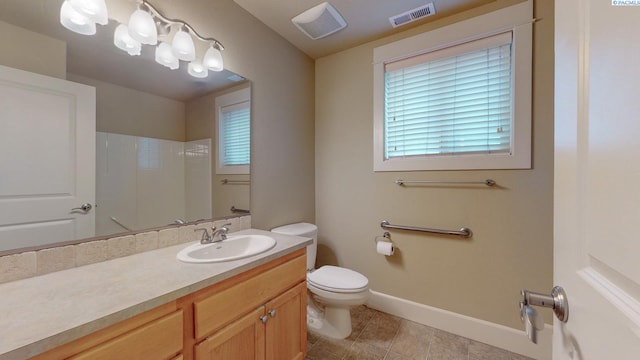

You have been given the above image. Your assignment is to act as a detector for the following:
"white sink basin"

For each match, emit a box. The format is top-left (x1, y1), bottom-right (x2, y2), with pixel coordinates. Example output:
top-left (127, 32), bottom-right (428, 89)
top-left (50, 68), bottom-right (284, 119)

top-left (176, 234), bottom-right (276, 263)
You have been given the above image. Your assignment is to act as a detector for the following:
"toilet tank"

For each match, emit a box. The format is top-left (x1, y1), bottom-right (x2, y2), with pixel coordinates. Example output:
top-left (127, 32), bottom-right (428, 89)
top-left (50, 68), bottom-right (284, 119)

top-left (271, 223), bottom-right (317, 271)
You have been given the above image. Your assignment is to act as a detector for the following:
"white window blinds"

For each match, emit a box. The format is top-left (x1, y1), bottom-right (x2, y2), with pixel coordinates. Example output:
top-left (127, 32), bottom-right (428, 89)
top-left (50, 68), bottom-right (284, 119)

top-left (220, 101), bottom-right (250, 166)
top-left (384, 32), bottom-right (513, 160)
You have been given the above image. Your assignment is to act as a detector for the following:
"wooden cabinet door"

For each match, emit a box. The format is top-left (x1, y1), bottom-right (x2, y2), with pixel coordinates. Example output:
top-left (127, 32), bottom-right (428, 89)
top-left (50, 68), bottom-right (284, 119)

top-left (68, 310), bottom-right (183, 360)
top-left (195, 307), bottom-right (265, 360)
top-left (265, 282), bottom-right (307, 360)
top-left (194, 255), bottom-right (306, 340)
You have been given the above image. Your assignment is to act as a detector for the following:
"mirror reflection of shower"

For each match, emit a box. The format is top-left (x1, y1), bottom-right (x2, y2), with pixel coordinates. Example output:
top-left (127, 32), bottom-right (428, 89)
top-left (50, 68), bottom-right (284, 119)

top-left (96, 133), bottom-right (212, 236)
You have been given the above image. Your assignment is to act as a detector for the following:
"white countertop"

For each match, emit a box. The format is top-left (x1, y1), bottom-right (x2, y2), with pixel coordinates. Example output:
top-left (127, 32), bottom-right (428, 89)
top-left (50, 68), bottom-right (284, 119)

top-left (0, 229), bottom-right (311, 360)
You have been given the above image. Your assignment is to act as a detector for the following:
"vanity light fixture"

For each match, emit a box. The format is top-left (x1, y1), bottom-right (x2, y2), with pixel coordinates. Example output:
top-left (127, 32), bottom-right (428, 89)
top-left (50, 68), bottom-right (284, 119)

top-left (59, 0), bottom-right (225, 78)
top-left (129, 0), bottom-right (225, 77)
top-left (60, 0), bottom-right (109, 28)
top-left (127, 5), bottom-right (158, 45)
top-left (155, 41), bottom-right (179, 69)
top-left (114, 24), bottom-right (142, 56)
top-left (203, 45), bottom-right (224, 72)
top-left (187, 60), bottom-right (208, 78)
top-left (60, 0), bottom-right (98, 35)
top-left (68, 0), bottom-right (108, 24)
top-left (172, 26), bottom-right (196, 61)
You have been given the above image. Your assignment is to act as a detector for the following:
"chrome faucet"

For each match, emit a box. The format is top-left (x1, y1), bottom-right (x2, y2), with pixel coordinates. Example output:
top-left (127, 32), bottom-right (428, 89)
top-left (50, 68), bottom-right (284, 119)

top-left (194, 228), bottom-right (213, 244)
top-left (194, 223), bottom-right (232, 244)
top-left (211, 223), bottom-right (232, 242)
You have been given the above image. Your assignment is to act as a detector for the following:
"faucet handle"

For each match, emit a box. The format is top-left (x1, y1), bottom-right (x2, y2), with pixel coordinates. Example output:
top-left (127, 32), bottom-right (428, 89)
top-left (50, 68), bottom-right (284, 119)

top-left (194, 228), bottom-right (211, 241)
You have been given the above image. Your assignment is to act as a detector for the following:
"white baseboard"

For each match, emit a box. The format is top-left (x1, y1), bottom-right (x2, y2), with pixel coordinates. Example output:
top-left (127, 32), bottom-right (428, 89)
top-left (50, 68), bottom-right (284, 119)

top-left (366, 290), bottom-right (551, 360)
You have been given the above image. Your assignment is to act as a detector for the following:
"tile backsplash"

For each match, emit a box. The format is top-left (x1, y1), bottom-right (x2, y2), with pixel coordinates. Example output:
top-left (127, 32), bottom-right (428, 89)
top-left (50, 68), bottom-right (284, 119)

top-left (0, 215), bottom-right (251, 285)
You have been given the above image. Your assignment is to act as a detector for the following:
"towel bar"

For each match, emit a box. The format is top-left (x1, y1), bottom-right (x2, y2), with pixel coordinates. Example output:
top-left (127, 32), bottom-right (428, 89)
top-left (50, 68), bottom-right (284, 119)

top-left (221, 179), bottom-right (250, 185)
top-left (380, 220), bottom-right (472, 238)
top-left (395, 179), bottom-right (495, 187)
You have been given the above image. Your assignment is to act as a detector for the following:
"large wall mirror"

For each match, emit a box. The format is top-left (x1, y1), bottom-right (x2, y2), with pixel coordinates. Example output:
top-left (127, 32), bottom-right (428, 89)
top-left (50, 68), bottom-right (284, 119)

top-left (0, 0), bottom-right (251, 253)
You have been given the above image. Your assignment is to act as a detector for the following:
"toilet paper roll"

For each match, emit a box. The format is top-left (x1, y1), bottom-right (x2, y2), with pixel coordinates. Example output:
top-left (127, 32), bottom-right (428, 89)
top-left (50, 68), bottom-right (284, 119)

top-left (376, 241), bottom-right (395, 256)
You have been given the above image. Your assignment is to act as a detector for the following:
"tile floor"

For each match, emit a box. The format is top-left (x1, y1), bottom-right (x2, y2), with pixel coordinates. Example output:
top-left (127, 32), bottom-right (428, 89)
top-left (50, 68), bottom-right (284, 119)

top-left (305, 305), bottom-right (535, 360)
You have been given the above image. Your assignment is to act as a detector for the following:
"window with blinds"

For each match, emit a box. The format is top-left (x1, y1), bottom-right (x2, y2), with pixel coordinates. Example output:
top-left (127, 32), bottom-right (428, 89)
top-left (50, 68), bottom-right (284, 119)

top-left (373, 4), bottom-right (532, 171)
top-left (215, 86), bottom-right (251, 175)
top-left (220, 101), bottom-right (250, 166)
top-left (384, 32), bottom-right (512, 160)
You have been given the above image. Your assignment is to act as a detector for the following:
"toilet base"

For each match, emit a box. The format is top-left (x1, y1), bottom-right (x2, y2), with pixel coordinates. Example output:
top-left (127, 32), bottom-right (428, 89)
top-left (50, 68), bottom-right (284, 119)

top-left (307, 304), bottom-right (352, 339)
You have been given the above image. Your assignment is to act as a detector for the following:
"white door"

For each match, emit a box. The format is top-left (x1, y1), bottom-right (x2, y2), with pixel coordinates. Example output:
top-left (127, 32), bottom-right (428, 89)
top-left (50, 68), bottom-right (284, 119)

top-left (0, 65), bottom-right (95, 251)
top-left (554, 1), bottom-right (640, 358)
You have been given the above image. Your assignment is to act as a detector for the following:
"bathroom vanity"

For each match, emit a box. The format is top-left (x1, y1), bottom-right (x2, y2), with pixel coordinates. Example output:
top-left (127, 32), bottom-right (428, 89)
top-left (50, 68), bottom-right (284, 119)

top-left (0, 229), bottom-right (310, 360)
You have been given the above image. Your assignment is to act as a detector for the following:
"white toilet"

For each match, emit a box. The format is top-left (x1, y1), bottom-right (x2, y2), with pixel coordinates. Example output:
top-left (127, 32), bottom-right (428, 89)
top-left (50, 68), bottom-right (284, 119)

top-left (271, 223), bottom-right (369, 339)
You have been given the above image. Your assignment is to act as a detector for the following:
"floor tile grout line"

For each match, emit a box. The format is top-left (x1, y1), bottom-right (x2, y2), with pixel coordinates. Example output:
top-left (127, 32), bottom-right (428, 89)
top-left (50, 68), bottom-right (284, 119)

top-left (344, 308), bottom-right (377, 359)
top-left (424, 333), bottom-right (431, 360)
top-left (340, 314), bottom-right (364, 359)
top-left (383, 318), bottom-right (403, 359)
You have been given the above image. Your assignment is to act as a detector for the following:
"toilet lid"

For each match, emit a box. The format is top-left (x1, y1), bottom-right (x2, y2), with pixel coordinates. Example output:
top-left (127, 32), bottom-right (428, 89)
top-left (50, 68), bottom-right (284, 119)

top-left (307, 265), bottom-right (368, 293)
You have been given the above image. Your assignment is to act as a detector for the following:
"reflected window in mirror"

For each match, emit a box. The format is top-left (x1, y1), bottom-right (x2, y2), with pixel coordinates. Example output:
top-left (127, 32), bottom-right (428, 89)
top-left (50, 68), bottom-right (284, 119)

top-left (215, 87), bottom-right (251, 175)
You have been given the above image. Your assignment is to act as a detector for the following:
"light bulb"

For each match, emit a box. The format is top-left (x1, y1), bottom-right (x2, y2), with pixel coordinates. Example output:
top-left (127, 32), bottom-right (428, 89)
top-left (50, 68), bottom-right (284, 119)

top-left (203, 46), bottom-right (224, 71)
top-left (188, 60), bottom-right (208, 78)
top-left (128, 8), bottom-right (157, 45)
top-left (172, 28), bottom-right (195, 61)
top-left (114, 24), bottom-right (141, 56)
top-left (68, 0), bottom-right (108, 25)
top-left (155, 42), bottom-right (179, 70)
top-left (60, 1), bottom-right (96, 35)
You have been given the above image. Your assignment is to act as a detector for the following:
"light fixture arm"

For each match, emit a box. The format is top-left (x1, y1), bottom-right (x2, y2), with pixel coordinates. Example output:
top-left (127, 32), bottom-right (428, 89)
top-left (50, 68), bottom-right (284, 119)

top-left (142, 0), bottom-right (224, 50)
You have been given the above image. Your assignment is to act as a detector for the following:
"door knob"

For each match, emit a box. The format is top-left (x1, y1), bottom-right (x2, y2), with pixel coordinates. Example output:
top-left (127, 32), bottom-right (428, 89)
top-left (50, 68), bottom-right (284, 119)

top-left (520, 302), bottom-right (544, 344)
top-left (521, 286), bottom-right (569, 322)
top-left (71, 203), bottom-right (92, 213)
top-left (520, 286), bottom-right (569, 344)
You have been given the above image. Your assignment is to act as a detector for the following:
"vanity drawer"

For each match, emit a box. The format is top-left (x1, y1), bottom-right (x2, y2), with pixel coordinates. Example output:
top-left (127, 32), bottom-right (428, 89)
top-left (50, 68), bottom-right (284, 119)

top-left (68, 310), bottom-right (183, 360)
top-left (193, 254), bottom-right (306, 340)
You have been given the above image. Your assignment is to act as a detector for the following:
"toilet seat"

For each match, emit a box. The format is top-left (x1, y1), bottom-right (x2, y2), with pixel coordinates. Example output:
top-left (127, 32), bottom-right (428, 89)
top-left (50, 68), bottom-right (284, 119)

top-left (307, 265), bottom-right (368, 293)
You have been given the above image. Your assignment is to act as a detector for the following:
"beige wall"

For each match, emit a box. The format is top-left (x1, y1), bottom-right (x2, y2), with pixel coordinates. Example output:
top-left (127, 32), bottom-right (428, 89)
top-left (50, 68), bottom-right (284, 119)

top-left (185, 82), bottom-right (250, 141)
top-left (314, 0), bottom-right (553, 330)
top-left (0, 21), bottom-right (66, 79)
top-left (185, 92), bottom-right (214, 143)
top-left (186, 82), bottom-right (251, 219)
top-left (0, 21), bottom-right (185, 142)
top-left (68, 74), bottom-right (186, 141)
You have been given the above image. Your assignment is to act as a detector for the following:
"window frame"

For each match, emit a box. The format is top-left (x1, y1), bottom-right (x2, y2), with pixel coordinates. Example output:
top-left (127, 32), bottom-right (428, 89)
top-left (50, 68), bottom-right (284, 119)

top-left (215, 87), bottom-right (251, 175)
top-left (373, 2), bottom-right (532, 171)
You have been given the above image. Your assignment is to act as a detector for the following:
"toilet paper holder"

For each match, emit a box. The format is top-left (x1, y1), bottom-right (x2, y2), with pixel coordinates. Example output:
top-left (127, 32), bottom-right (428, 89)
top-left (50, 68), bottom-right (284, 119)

top-left (375, 232), bottom-right (395, 256)
top-left (374, 232), bottom-right (392, 244)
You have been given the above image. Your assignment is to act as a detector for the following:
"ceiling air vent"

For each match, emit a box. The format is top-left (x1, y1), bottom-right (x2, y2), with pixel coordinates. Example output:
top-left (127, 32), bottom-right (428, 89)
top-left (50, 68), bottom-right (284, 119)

top-left (389, 3), bottom-right (436, 28)
top-left (292, 2), bottom-right (347, 40)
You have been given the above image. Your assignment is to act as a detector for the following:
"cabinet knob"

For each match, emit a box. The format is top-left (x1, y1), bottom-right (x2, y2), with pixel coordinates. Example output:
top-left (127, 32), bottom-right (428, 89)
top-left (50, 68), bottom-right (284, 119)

top-left (260, 315), bottom-right (268, 324)
top-left (268, 309), bottom-right (276, 318)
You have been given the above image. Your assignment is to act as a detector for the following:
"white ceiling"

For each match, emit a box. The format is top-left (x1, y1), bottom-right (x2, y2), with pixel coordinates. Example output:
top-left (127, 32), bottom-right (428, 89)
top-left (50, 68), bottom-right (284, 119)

top-left (233, 0), bottom-right (495, 59)
top-left (0, 0), bottom-right (491, 100)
